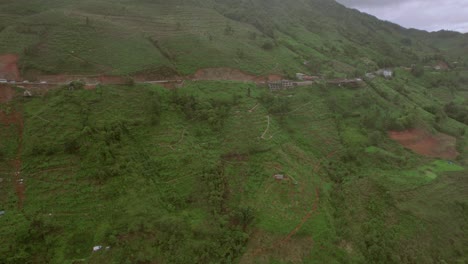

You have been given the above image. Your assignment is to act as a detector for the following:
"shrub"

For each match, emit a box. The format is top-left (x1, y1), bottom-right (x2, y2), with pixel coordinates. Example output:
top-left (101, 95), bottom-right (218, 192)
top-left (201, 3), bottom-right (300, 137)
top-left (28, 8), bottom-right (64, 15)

top-left (261, 41), bottom-right (274, 50)
top-left (64, 138), bottom-right (80, 154)
top-left (411, 65), bottom-right (424, 77)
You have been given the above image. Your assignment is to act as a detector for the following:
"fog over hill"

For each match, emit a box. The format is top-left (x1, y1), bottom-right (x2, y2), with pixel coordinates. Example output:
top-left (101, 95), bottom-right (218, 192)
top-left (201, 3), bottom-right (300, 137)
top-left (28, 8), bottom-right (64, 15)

top-left (336, 0), bottom-right (468, 33)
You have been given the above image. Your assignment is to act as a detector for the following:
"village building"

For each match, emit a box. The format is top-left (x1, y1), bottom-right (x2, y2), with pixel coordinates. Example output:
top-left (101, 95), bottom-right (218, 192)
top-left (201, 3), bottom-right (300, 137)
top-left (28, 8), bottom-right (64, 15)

top-left (274, 174), bottom-right (285, 180)
top-left (268, 80), bottom-right (293, 91)
top-left (376, 69), bottom-right (393, 78)
top-left (23, 90), bottom-right (33, 97)
top-left (434, 61), bottom-right (449, 71)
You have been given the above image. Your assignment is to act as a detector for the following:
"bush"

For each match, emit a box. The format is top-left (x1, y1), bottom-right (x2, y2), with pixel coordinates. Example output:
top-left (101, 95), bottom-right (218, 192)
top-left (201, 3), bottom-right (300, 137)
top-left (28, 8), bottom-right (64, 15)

top-left (64, 138), bottom-right (80, 154)
top-left (261, 41), bottom-right (274, 50)
top-left (411, 65), bottom-right (424, 77)
top-left (259, 92), bottom-right (290, 114)
top-left (68, 80), bottom-right (85, 90)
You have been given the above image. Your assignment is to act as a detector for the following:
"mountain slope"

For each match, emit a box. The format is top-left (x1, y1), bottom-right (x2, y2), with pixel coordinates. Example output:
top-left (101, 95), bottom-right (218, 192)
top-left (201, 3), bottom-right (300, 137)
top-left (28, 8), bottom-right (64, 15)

top-left (0, 0), bottom-right (466, 78)
top-left (0, 1), bottom-right (467, 264)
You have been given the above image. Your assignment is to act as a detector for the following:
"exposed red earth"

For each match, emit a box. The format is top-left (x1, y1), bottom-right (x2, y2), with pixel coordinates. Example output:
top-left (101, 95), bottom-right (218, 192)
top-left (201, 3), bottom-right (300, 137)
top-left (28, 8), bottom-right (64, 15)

top-left (0, 85), bottom-right (15, 103)
top-left (389, 129), bottom-right (459, 159)
top-left (0, 54), bottom-right (20, 80)
top-left (1, 52), bottom-right (285, 87)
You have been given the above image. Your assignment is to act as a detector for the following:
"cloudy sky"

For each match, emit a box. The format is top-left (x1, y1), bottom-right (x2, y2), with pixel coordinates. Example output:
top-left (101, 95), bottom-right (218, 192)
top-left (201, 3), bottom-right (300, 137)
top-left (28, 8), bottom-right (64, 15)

top-left (335, 0), bottom-right (468, 33)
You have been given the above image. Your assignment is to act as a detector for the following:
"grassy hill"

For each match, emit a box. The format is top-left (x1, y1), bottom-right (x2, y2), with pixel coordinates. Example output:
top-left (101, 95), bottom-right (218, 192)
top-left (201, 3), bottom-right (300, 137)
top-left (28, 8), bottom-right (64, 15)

top-left (0, 0), bottom-right (466, 78)
top-left (0, 0), bottom-right (467, 263)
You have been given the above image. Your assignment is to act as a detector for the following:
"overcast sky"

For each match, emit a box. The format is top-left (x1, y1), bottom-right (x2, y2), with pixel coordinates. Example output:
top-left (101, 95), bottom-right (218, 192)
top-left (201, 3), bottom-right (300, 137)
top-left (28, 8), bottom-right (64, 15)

top-left (335, 0), bottom-right (468, 33)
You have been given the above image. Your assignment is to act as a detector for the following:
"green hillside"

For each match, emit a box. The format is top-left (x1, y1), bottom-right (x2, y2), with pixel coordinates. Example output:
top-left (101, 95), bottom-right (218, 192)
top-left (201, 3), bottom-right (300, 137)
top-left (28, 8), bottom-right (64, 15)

top-left (0, 0), bottom-right (467, 263)
top-left (0, 0), bottom-right (466, 77)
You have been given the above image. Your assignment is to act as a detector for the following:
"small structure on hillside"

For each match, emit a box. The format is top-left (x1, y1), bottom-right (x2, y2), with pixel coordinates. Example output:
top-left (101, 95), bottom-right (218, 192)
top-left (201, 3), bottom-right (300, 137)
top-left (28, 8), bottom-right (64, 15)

top-left (434, 61), bottom-right (449, 71)
top-left (93, 245), bottom-right (103, 252)
top-left (175, 80), bottom-right (185, 89)
top-left (376, 69), bottom-right (393, 78)
top-left (268, 80), bottom-right (293, 91)
top-left (274, 174), bottom-right (285, 180)
top-left (23, 90), bottom-right (33, 97)
top-left (0, 210), bottom-right (5, 216)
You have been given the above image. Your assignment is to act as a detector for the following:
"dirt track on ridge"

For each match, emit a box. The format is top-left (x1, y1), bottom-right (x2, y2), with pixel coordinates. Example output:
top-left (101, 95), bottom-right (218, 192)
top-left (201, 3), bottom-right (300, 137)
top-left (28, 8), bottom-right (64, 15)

top-left (1, 52), bottom-right (285, 86)
top-left (190, 67), bottom-right (282, 82)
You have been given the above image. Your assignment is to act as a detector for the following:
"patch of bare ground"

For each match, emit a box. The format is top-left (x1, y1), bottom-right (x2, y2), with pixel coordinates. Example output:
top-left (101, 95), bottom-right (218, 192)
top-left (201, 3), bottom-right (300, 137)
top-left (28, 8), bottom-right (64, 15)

top-left (389, 129), bottom-right (459, 159)
top-left (0, 54), bottom-right (20, 80)
top-left (0, 85), bottom-right (15, 103)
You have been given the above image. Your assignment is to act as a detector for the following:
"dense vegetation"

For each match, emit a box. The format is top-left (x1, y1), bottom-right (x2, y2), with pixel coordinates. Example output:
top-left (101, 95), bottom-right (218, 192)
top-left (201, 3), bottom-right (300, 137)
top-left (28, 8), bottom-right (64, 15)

top-left (0, 0), bottom-right (467, 263)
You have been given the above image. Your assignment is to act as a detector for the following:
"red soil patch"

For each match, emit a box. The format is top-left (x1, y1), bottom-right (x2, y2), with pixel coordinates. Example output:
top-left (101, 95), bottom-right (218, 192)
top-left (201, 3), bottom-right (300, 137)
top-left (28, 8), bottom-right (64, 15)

top-left (0, 85), bottom-right (15, 103)
top-left (0, 54), bottom-right (20, 80)
top-left (190, 67), bottom-right (282, 83)
top-left (389, 129), bottom-right (459, 159)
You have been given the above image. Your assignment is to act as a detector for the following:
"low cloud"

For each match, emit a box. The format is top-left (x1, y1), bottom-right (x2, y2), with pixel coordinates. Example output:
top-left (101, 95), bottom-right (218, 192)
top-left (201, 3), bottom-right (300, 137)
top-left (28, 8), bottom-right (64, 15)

top-left (336, 0), bottom-right (468, 33)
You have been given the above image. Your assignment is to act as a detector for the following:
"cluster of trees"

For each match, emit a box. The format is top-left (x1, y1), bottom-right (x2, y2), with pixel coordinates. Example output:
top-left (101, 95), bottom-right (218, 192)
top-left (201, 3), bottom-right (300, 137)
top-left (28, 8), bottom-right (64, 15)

top-left (201, 165), bottom-right (228, 215)
top-left (215, 2), bottom-right (277, 38)
top-left (361, 107), bottom-right (418, 131)
top-left (444, 102), bottom-right (468, 125)
top-left (79, 122), bottom-right (131, 182)
top-left (327, 152), bottom-right (438, 263)
top-left (113, 213), bottom-right (248, 263)
top-left (106, 161), bottom-right (252, 263)
top-left (3, 214), bottom-right (60, 263)
top-left (171, 91), bottom-right (235, 130)
top-left (259, 92), bottom-right (291, 114)
top-left (411, 65), bottom-right (425, 77)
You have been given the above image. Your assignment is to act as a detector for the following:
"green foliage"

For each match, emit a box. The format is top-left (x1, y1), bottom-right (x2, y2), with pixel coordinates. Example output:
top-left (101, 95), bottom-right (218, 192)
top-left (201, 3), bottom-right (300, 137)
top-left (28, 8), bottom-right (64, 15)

top-left (261, 40), bottom-right (274, 50)
top-left (411, 65), bottom-right (425, 77)
top-left (0, 79), bottom-right (466, 263)
top-left (400, 37), bottom-right (412, 46)
top-left (444, 101), bottom-right (468, 125)
top-left (259, 92), bottom-right (291, 114)
top-left (0, 0), bottom-right (467, 263)
top-left (171, 89), bottom-right (233, 130)
top-left (68, 80), bottom-right (85, 90)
